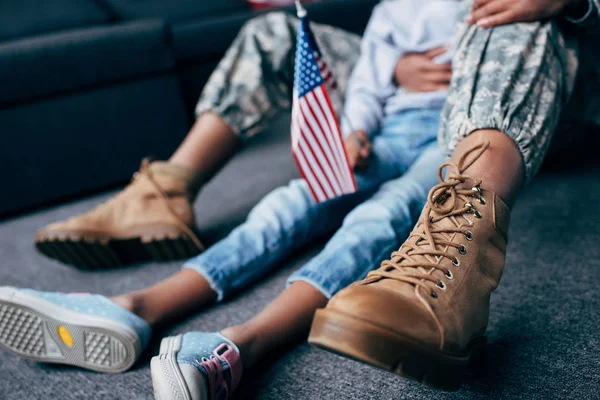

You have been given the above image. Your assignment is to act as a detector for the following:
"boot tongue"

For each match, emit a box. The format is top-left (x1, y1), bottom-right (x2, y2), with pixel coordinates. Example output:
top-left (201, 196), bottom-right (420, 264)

top-left (371, 189), bottom-right (468, 295)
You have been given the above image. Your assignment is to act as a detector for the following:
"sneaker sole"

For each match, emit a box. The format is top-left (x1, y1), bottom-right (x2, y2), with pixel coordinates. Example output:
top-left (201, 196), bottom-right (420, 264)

top-left (35, 232), bottom-right (202, 270)
top-left (151, 335), bottom-right (199, 400)
top-left (308, 308), bottom-right (486, 391)
top-left (0, 287), bottom-right (142, 373)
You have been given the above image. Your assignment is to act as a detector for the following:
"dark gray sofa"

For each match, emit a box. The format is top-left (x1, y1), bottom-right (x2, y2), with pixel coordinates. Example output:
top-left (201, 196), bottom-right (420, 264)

top-left (0, 0), bottom-right (378, 218)
top-left (1, 1), bottom-right (599, 399)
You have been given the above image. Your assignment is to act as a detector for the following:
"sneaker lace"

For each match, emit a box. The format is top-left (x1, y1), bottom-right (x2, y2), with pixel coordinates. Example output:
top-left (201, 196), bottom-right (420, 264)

top-left (194, 343), bottom-right (240, 400)
top-left (367, 141), bottom-right (490, 343)
top-left (195, 355), bottom-right (228, 400)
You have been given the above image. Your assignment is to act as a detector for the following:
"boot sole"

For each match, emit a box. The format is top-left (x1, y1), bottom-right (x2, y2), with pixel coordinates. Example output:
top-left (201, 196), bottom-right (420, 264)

top-left (0, 287), bottom-right (141, 373)
top-left (35, 231), bottom-right (202, 270)
top-left (308, 308), bottom-right (486, 391)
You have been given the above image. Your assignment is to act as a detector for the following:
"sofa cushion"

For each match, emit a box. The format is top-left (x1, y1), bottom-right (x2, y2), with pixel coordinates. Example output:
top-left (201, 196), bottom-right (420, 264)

top-left (101, 0), bottom-right (249, 21)
top-left (0, 20), bottom-right (174, 107)
top-left (0, 75), bottom-right (190, 217)
top-left (0, 0), bottom-right (111, 41)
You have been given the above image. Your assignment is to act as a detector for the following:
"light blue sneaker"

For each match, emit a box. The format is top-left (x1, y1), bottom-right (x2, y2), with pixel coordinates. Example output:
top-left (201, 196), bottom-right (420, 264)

top-left (0, 286), bottom-right (151, 373)
top-left (151, 332), bottom-right (243, 400)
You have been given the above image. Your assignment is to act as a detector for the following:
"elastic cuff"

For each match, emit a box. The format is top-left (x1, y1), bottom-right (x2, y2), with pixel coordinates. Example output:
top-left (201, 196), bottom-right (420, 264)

top-left (286, 276), bottom-right (334, 299)
top-left (182, 263), bottom-right (226, 302)
top-left (447, 117), bottom-right (535, 183)
top-left (194, 105), bottom-right (242, 137)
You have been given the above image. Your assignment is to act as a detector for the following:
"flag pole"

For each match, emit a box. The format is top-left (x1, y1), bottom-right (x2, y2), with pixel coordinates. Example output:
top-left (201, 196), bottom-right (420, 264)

top-left (295, 0), bottom-right (307, 18)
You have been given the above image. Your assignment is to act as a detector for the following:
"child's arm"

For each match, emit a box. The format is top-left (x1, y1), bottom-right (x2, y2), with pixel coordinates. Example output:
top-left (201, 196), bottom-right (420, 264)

top-left (341, 2), bottom-right (406, 139)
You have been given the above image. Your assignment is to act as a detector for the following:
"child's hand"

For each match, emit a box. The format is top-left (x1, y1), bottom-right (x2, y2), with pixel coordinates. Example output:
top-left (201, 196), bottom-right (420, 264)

top-left (345, 130), bottom-right (371, 170)
top-left (467, 0), bottom-right (586, 28)
top-left (394, 47), bottom-right (452, 92)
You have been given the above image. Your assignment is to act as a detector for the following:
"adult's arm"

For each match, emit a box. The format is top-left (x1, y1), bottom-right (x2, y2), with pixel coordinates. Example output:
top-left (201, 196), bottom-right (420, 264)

top-left (468, 0), bottom-right (599, 28)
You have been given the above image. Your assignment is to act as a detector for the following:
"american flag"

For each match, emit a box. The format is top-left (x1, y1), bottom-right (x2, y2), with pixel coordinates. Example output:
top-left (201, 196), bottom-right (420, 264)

top-left (291, 7), bottom-right (356, 203)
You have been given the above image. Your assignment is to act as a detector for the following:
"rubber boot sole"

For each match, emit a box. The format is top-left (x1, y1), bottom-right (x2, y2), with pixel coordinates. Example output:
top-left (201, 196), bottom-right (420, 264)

top-left (35, 230), bottom-right (203, 270)
top-left (0, 287), bottom-right (142, 373)
top-left (308, 308), bottom-right (486, 391)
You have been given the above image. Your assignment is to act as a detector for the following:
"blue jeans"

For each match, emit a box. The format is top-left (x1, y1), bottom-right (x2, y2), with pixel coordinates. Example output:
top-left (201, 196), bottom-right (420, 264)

top-left (184, 109), bottom-right (445, 300)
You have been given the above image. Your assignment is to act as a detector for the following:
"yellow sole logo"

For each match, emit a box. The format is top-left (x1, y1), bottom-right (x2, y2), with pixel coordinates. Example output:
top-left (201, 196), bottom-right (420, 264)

top-left (57, 326), bottom-right (74, 347)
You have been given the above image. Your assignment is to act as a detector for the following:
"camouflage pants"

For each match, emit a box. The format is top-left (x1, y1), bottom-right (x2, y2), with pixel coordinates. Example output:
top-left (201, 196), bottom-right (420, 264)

top-left (196, 9), bottom-right (585, 182)
top-left (195, 12), bottom-right (361, 138)
top-left (441, 2), bottom-right (581, 182)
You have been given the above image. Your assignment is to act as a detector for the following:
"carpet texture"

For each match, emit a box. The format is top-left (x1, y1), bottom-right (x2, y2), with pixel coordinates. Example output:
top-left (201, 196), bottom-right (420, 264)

top-left (1, 121), bottom-right (599, 399)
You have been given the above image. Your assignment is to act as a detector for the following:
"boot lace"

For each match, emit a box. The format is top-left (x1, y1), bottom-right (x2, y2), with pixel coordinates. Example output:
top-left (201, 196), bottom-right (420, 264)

top-left (368, 142), bottom-right (490, 300)
top-left (135, 158), bottom-right (205, 251)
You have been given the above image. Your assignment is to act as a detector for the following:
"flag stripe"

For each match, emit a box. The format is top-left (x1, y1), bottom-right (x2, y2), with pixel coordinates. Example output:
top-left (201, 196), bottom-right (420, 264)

top-left (293, 148), bottom-right (326, 202)
top-left (314, 86), bottom-right (356, 192)
top-left (293, 97), bottom-right (337, 198)
top-left (298, 135), bottom-right (336, 199)
top-left (304, 91), bottom-right (350, 188)
top-left (297, 110), bottom-right (343, 196)
top-left (291, 107), bottom-right (326, 202)
top-left (306, 90), bottom-right (352, 190)
top-left (298, 99), bottom-right (345, 193)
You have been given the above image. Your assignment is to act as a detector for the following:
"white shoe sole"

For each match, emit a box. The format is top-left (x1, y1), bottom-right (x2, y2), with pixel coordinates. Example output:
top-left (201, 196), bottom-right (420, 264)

top-left (151, 335), bottom-right (207, 400)
top-left (0, 287), bottom-right (142, 373)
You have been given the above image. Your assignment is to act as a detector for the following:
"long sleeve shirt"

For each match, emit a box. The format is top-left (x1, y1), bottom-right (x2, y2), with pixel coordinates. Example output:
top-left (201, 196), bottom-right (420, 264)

top-left (340, 0), bottom-right (461, 138)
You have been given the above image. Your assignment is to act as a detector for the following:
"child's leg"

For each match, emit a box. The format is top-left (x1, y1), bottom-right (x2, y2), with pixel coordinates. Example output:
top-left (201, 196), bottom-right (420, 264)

top-left (287, 143), bottom-right (445, 296)
top-left (221, 281), bottom-right (327, 368)
top-left (114, 116), bottom-right (440, 325)
top-left (210, 144), bottom-right (444, 366)
top-left (112, 179), bottom-right (379, 326)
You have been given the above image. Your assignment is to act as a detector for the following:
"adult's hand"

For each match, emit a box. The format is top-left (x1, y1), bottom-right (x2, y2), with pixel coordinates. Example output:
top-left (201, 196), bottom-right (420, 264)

top-left (345, 130), bottom-right (371, 170)
top-left (394, 47), bottom-right (452, 92)
top-left (467, 0), bottom-right (588, 28)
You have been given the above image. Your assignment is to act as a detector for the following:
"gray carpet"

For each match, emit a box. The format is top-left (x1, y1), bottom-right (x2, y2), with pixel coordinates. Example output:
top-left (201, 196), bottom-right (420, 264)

top-left (1, 121), bottom-right (599, 399)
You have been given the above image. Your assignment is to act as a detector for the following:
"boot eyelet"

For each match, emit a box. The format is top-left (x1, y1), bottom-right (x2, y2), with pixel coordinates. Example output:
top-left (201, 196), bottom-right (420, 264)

top-left (445, 270), bottom-right (453, 279)
top-left (452, 257), bottom-right (460, 267)
top-left (431, 291), bottom-right (438, 299)
top-left (471, 187), bottom-right (486, 205)
top-left (436, 281), bottom-right (446, 290)
top-left (465, 231), bottom-right (473, 241)
top-left (458, 245), bottom-right (467, 255)
top-left (201, 357), bottom-right (209, 362)
top-left (465, 202), bottom-right (483, 219)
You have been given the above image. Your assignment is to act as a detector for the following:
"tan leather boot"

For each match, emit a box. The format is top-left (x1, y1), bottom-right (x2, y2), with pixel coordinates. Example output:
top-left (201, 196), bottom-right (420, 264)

top-left (35, 159), bottom-right (205, 269)
top-left (309, 142), bottom-right (510, 390)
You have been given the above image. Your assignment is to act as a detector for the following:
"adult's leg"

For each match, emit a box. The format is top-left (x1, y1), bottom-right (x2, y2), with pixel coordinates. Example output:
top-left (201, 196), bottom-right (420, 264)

top-left (439, 12), bottom-right (579, 206)
top-left (171, 12), bottom-right (361, 180)
top-left (35, 12), bottom-right (362, 269)
top-left (311, 11), bottom-right (580, 390)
